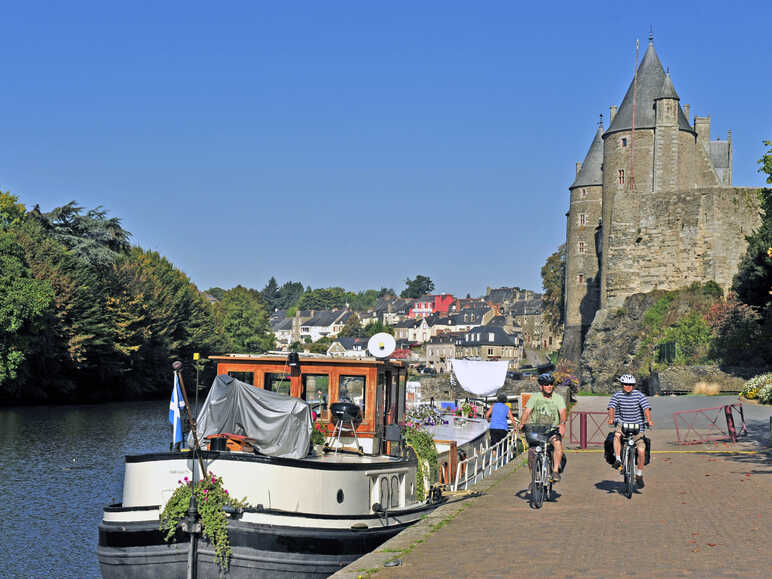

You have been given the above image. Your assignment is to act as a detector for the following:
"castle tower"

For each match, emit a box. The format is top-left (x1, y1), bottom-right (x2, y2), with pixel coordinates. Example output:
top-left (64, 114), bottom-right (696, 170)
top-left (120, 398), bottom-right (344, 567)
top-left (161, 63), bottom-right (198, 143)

top-left (563, 35), bottom-right (760, 366)
top-left (562, 121), bottom-right (604, 361)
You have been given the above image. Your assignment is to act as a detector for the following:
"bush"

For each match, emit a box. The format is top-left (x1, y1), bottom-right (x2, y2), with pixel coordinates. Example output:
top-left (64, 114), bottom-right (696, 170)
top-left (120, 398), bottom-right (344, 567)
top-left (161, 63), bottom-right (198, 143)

top-left (742, 373), bottom-right (772, 403)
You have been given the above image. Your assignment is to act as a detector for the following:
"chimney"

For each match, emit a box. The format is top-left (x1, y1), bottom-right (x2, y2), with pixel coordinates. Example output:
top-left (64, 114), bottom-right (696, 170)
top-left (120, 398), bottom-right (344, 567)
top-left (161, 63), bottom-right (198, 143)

top-left (576, 162), bottom-right (582, 176)
top-left (727, 129), bottom-right (732, 143)
top-left (609, 105), bottom-right (617, 123)
top-left (683, 104), bottom-right (690, 124)
top-left (694, 115), bottom-right (711, 144)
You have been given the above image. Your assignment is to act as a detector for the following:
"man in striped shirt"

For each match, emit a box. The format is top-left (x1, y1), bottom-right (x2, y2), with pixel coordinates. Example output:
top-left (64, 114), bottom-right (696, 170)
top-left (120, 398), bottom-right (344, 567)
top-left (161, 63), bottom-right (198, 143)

top-left (607, 374), bottom-right (654, 488)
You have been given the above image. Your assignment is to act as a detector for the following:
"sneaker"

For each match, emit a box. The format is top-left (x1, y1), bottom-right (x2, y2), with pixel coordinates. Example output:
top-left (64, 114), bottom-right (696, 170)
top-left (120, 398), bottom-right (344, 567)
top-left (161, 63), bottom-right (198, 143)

top-left (613, 458), bottom-right (622, 470)
top-left (635, 475), bottom-right (645, 488)
top-left (550, 471), bottom-right (561, 483)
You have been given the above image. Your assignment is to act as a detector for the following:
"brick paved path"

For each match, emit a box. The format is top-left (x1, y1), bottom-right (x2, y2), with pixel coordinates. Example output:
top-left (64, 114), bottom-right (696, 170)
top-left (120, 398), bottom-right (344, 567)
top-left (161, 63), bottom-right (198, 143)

top-left (339, 447), bottom-right (771, 578)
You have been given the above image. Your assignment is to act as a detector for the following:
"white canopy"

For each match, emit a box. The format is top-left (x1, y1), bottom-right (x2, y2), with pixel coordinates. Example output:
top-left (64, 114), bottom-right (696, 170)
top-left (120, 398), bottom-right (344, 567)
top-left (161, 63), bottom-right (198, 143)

top-left (450, 359), bottom-right (509, 397)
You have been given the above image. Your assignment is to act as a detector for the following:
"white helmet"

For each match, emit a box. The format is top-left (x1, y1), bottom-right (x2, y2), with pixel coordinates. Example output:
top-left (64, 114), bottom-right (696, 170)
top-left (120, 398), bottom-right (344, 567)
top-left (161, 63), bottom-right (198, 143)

top-left (618, 374), bottom-right (636, 385)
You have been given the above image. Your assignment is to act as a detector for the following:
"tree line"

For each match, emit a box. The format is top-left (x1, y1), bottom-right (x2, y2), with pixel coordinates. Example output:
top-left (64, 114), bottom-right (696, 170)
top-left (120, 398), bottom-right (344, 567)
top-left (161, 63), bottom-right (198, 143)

top-left (0, 191), bottom-right (439, 403)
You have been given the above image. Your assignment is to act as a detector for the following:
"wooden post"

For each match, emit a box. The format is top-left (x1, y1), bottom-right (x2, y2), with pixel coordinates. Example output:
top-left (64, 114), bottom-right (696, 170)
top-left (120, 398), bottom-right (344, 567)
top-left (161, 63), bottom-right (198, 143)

top-left (449, 441), bottom-right (458, 485)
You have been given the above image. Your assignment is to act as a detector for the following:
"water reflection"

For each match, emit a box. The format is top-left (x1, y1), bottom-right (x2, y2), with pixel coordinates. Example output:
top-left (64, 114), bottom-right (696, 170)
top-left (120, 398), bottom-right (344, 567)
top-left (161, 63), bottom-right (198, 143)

top-left (0, 401), bottom-right (168, 577)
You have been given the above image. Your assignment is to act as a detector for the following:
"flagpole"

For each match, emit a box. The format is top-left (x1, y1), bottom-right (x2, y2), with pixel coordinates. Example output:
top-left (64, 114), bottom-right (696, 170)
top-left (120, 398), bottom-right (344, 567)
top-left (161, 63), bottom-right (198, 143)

top-left (173, 361), bottom-right (204, 579)
top-left (172, 361), bottom-right (207, 477)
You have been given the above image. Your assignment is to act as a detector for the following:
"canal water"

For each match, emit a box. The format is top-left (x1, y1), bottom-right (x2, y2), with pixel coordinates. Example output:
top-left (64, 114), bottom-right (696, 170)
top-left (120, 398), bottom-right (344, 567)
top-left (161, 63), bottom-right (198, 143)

top-left (0, 400), bottom-right (170, 578)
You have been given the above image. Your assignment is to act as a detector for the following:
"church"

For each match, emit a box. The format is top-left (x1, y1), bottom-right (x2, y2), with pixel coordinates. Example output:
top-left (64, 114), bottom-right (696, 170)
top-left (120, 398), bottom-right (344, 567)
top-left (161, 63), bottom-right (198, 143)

top-left (562, 35), bottom-right (761, 361)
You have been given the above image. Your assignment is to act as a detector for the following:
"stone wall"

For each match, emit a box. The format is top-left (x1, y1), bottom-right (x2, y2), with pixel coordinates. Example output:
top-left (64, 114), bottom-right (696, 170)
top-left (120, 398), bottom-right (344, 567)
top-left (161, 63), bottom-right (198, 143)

top-left (604, 186), bottom-right (761, 310)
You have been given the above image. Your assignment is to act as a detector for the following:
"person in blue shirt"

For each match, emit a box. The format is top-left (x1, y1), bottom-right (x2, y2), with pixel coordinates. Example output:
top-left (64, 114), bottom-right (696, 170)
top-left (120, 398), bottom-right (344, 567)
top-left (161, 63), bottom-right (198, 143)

top-left (607, 374), bottom-right (654, 488)
top-left (485, 393), bottom-right (516, 448)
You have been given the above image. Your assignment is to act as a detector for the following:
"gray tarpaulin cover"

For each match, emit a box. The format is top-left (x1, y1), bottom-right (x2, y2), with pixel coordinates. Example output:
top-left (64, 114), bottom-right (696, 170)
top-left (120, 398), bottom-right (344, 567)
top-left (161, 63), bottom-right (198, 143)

top-left (189, 374), bottom-right (312, 459)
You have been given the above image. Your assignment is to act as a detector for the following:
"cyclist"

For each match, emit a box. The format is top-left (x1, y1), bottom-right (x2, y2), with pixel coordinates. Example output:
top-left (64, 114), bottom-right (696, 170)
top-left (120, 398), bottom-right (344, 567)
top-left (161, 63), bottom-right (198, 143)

top-left (607, 374), bottom-right (654, 488)
top-left (515, 372), bottom-right (566, 482)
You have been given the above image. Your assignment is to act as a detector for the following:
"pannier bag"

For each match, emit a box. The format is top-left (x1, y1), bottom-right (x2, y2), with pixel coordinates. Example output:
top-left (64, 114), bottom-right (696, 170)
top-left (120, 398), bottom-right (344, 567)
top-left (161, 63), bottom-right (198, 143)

top-left (603, 432), bottom-right (615, 465)
top-left (603, 431), bottom-right (652, 465)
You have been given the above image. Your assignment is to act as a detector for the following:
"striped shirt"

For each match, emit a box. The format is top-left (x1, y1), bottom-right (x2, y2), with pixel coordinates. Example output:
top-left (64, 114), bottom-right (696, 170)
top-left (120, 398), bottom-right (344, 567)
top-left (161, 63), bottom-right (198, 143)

top-left (608, 390), bottom-right (651, 428)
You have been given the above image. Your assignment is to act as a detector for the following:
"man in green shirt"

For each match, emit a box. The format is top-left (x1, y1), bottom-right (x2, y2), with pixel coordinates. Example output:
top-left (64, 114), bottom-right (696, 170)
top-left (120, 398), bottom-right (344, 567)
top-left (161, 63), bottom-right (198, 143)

top-left (515, 373), bottom-right (567, 482)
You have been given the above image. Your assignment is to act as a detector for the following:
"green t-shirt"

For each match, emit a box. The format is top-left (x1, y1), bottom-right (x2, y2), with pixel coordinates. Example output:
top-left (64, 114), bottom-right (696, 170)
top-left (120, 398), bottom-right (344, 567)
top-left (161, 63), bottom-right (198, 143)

top-left (525, 392), bottom-right (566, 427)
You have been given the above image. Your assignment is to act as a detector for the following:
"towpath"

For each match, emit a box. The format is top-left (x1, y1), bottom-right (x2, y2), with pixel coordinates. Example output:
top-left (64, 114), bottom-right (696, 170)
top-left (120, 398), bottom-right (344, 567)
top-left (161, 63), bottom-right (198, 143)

top-left (335, 396), bottom-right (772, 578)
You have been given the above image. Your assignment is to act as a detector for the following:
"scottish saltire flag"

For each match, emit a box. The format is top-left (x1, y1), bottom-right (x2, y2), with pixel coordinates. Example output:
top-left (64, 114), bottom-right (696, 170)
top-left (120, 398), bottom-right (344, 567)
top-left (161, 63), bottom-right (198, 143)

top-left (169, 374), bottom-right (185, 448)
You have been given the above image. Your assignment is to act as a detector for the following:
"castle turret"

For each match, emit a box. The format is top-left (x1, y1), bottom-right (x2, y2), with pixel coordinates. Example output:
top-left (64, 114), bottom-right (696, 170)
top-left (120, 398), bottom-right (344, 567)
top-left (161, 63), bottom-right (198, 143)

top-left (653, 73), bottom-right (681, 191)
top-left (562, 120), bottom-right (604, 362)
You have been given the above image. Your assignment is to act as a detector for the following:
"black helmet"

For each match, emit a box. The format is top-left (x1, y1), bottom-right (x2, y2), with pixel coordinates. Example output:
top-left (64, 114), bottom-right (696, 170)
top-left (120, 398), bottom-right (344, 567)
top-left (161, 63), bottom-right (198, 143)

top-left (538, 372), bottom-right (555, 386)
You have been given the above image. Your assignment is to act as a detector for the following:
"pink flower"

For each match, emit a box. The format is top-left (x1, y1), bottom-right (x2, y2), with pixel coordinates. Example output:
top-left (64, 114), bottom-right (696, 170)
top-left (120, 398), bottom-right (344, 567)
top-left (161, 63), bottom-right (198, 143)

top-left (184, 476), bottom-right (189, 482)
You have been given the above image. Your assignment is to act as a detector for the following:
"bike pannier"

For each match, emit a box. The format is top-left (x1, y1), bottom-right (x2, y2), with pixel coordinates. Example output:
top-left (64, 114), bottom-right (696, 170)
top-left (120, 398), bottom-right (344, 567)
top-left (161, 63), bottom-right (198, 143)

top-left (603, 432), bottom-right (615, 465)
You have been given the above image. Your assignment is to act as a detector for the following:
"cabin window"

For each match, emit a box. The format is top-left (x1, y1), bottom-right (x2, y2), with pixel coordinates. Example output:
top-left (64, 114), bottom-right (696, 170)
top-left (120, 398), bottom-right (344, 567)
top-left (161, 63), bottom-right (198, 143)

top-left (265, 373), bottom-right (290, 395)
top-left (227, 371), bottom-right (254, 385)
top-left (339, 375), bottom-right (366, 413)
top-left (303, 374), bottom-right (329, 410)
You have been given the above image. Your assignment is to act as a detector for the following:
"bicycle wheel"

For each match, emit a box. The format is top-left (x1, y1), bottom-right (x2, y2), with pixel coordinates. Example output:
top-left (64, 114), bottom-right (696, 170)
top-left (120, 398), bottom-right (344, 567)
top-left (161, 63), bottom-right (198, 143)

top-left (624, 446), bottom-right (635, 498)
top-left (530, 454), bottom-right (545, 509)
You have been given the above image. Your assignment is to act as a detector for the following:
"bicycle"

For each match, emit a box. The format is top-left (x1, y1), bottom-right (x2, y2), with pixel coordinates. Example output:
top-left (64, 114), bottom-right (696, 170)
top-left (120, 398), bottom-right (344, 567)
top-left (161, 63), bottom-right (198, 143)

top-left (614, 422), bottom-right (641, 499)
top-left (524, 425), bottom-right (559, 509)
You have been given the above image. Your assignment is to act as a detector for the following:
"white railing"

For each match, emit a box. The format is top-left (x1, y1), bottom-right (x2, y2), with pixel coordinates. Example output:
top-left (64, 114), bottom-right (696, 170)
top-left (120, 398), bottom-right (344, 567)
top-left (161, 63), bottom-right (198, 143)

top-left (451, 429), bottom-right (522, 491)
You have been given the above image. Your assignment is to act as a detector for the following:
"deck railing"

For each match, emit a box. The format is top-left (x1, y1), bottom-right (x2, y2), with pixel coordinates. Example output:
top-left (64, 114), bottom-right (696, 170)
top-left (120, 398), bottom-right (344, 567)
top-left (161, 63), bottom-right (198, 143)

top-left (450, 429), bottom-right (522, 491)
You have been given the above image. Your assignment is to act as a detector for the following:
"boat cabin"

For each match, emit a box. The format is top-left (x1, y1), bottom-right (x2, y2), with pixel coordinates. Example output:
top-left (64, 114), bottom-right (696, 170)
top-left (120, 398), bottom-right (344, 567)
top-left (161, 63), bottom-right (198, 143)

top-left (209, 354), bottom-right (408, 455)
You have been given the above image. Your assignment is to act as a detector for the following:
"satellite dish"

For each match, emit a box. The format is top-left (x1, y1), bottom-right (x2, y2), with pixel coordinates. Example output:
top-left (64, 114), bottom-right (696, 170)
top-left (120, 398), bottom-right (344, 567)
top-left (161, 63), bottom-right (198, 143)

top-left (367, 332), bottom-right (396, 359)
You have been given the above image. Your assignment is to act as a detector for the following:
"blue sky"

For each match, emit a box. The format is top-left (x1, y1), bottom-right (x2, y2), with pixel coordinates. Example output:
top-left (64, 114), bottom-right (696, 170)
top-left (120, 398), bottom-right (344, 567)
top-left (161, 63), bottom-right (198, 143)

top-left (2, 1), bottom-right (770, 297)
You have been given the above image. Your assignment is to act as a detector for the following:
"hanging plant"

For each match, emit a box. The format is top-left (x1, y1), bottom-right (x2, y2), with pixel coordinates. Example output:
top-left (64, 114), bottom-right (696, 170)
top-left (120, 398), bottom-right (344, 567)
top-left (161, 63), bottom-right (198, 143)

top-left (160, 473), bottom-right (249, 571)
top-left (403, 424), bottom-right (438, 501)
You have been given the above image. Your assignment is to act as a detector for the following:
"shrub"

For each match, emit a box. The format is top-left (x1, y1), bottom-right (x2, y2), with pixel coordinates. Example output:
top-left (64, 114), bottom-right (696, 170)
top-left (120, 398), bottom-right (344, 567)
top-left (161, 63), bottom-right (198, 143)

top-left (742, 373), bottom-right (772, 403)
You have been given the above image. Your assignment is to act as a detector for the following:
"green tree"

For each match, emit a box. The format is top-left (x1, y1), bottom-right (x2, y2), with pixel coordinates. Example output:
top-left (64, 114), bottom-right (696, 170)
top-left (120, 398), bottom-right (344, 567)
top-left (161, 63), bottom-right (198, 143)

top-left (296, 287), bottom-right (347, 310)
top-left (339, 313), bottom-right (363, 337)
top-left (363, 320), bottom-right (394, 338)
top-left (378, 287), bottom-right (396, 297)
top-left (733, 141), bottom-right (772, 315)
top-left (0, 230), bottom-right (55, 395)
top-left (29, 201), bottom-right (131, 267)
top-left (0, 191), bottom-right (26, 229)
top-left (261, 277), bottom-right (280, 311)
top-left (217, 285), bottom-right (275, 353)
top-left (541, 244), bottom-right (565, 332)
top-left (400, 275), bottom-right (434, 298)
top-left (276, 281), bottom-right (304, 310)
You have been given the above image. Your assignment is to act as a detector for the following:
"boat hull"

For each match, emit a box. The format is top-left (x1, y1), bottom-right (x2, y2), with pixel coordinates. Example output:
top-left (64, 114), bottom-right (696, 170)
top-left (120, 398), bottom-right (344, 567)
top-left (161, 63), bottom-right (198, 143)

top-left (98, 517), bottom-right (416, 578)
top-left (98, 504), bottom-right (433, 578)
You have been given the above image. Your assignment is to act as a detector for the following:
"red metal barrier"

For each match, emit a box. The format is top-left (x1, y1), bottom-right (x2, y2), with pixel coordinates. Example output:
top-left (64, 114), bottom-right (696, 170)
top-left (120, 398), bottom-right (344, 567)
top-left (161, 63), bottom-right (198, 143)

top-left (568, 411), bottom-right (608, 448)
top-left (673, 404), bottom-right (747, 444)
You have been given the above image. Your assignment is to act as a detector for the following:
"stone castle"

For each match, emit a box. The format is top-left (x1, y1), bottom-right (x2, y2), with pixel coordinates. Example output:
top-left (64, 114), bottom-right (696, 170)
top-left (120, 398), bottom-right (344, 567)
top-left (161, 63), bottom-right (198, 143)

top-left (561, 36), bottom-right (761, 361)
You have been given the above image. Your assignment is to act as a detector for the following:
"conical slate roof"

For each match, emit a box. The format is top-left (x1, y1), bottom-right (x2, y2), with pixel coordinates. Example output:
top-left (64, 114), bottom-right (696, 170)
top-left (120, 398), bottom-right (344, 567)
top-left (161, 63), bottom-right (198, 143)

top-left (656, 72), bottom-right (679, 101)
top-left (605, 40), bottom-right (692, 135)
top-left (571, 124), bottom-right (604, 189)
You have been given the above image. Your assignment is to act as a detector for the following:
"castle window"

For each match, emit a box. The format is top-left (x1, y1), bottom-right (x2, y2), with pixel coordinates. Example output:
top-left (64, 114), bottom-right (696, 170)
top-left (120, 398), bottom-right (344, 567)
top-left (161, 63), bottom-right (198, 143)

top-left (579, 213), bottom-right (587, 226)
top-left (618, 169), bottom-right (625, 184)
top-left (621, 137), bottom-right (628, 148)
top-left (577, 274), bottom-right (584, 284)
top-left (581, 188), bottom-right (587, 198)
top-left (578, 241), bottom-right (585, 254)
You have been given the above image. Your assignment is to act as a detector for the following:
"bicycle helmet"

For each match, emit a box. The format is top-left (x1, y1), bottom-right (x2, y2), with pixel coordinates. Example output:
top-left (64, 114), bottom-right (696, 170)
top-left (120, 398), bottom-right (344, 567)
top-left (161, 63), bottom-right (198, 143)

top-left (618, 374), bottom-right (636, 385)
top-left (537, 372), bottom-right (555, 386)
